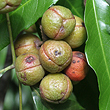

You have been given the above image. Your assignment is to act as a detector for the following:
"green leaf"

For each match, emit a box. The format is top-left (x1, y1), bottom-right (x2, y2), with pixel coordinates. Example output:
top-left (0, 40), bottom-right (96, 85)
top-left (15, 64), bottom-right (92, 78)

top-left (57, 0), bottom-right (84, 20)
top-left (0, 0), bottom-right (59, 51)
top-left (85, 0), bottom-right (110, 110)
top-left (31, 87), bottom-right (85, 110)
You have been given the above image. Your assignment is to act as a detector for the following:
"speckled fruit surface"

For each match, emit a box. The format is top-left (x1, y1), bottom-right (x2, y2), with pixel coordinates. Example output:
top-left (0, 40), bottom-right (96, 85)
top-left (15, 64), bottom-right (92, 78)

top-left (39, 40), bottom-right (72, 73)
top-left (65, 51), bottom-right (89, 81)
top-left (39, 73), bottom-right (73, 104)
top-left (15, 53), bottom-right (45, 86)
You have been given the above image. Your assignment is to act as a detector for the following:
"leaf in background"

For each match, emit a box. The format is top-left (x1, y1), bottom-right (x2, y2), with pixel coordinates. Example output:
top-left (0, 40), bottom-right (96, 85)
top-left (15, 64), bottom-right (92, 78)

top-left (31, 87), bottom-right (85, 110)
top-left (57, 0), bottom-right (84, 20)
top-left (0, 0), bottom-right (59, 51)
top-left (85, 0), bottom-right (110, 109)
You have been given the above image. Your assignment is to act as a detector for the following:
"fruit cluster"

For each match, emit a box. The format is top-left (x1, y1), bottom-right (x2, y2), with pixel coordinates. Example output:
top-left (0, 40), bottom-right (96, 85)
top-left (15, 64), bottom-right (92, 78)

top-left (14, 5), bottom-right (89, 104)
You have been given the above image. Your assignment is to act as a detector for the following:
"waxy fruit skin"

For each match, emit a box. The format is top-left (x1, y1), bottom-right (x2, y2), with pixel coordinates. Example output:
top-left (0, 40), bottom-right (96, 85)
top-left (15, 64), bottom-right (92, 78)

top-left (0, 0), bottom-right (22, 13)
top-left (65, 51), bottom-right (89, 82)
top-left (15, 53), bottom-right (45, 86)
top-left (41, 5), bottom-right (76, 40)
top-left (39, 40), bottom-right (72, 73)
top-left (64, 15), bottom-right (87, 49)
top-left (14, 34), bottom-right (42, 57)
top-left (39, 73), bottom-right (73, 104)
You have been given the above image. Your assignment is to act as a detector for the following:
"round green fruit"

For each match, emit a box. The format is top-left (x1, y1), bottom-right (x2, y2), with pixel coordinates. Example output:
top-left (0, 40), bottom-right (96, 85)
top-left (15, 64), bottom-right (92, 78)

top-left (41, 5), bottom-right (76, 40)
top-left (39, 73), bottom-right (73, 104)
top-left (14, 34), bottom-right (42, 57)
top-left (39, 40), bottom-right (72, 73)
top-left (0, 0), bottom-right (22, 14)
top-left (64, 15), bottom-right (87, 49)
top-left (15, 53), bottom-right (45, 86)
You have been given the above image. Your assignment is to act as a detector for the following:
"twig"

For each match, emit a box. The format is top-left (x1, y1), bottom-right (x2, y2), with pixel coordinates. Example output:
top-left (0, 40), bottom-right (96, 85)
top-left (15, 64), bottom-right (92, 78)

top-left (0, 64), bottom-right (14, 77)
top-left (6, 13), bottom-right (22, 110)
top-left (6, 13), bottom-right (16, 64)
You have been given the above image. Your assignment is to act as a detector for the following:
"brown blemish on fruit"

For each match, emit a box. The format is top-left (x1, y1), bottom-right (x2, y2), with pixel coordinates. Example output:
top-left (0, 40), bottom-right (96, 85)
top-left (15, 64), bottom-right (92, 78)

top-left (73, 60), bottom-right (76, 63)
top-left (49, 8), bottom-right (75, 39)
top-left (26, 56), bottom-right (35, 63)
top-left (34, 39), bottom-right (43, 49)
top-left (21, 73), bottom-right (27, 81)
top-left (54, 50), bottom-right (61, 56)
top-left (73, 52), bottom-right (87, 62)
top-left (77, 60), bottom-right (80, 63)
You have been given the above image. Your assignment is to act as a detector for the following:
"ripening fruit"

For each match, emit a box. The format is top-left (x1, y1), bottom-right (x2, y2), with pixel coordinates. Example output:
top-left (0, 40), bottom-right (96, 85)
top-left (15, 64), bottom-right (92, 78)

top-left (64, 51), bottom-right (89, 82)
top-left (39, 40), bottom-right (72, 73)
top-left (15, 53), bottom-right (45, 86)
top-left (41, 5), bottom-right (76, 40)
top-left (39, 73), bottom-right (73, 104)
top-left (0, 0), bottom-right (22, 14)
top-left (64, 15), bottom-right (87, 49)
top-left (14, 34), bottom-right (42, 57)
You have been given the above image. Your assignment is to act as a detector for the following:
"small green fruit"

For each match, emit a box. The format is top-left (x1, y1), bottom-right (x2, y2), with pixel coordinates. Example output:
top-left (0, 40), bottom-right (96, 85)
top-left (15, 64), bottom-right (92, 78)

top-left (40, 73), bottom-right (73, 104)
top-left (0, 0), bottom-right (22, 14)
top-left (15, 53), bottom-right (45, 86)
top-left (64, 15), bottom-right (87, 48)
top-left (41, 5), bottom-right (76, 40)
top-left (24, 24), bottom-right (37, 33)
top-left (39, 40), bottom-right (72, 73)
top-left (14, 34), bottom-right (42, 57)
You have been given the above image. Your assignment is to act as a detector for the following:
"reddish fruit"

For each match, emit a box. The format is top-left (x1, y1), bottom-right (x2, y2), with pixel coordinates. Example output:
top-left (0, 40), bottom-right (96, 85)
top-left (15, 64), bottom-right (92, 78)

top-left (65, 51), bottom-right (89, 82)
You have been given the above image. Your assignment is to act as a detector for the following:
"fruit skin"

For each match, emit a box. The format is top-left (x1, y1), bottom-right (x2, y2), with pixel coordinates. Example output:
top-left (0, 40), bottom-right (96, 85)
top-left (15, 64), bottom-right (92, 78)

top-left (64, 15), bottom-right (87, 49)
top-left (0, 0), bottom-right (22, 14)
top-left (15, 53), bottom-right (45, 86)
top-left (64, 51), bottom-right (89, 82)
top-left (39, 40), bottom-right (72, 73)
top-left (41, 5), bottom-right (76, 40)
top-left (24, 24), bottom-right (37, 33)
top-left (14, 34), bottom-right (42, 57)
top-left (39, 73), bottom-right (73, 104)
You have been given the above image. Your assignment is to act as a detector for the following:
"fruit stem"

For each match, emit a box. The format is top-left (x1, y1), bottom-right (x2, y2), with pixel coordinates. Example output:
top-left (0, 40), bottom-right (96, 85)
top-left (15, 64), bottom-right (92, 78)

top-left (19, 81), bottom-right (22, 110)
top-left (0, 64), bottom-right (14, 77)
top-left (6, 13), bottom-right (22, 110)
top-left (6, 13), bottom-right (16, 64)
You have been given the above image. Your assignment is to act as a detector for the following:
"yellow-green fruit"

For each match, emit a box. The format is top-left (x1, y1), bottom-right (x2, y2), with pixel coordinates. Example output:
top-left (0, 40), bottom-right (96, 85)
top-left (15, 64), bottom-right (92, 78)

top-left (64, 15), bottom-right (87, 49)
top-left (24, 24), bottom-right (37, 33)
top-left (0, 0), bottom-right (22, 14)
top-left (39, 73), bottom-right (73, 104)
top-left (39, 40), bottom-right (72, 73)
top-left (15, 53), bottom-right (45, 86)
top-left (41, 5), bottom-right (76, 40)
top-left (14, 34), bottom-right (42, 57)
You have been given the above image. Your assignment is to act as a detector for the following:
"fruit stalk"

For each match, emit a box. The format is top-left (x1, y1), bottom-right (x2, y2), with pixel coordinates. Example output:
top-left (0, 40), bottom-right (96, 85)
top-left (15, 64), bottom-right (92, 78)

top-left (0, 64), bottom-right (14, 77)
top-left (6, 13), bottom-right (22, 110)
top-left (6, 13), bottom-right (16, 64)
